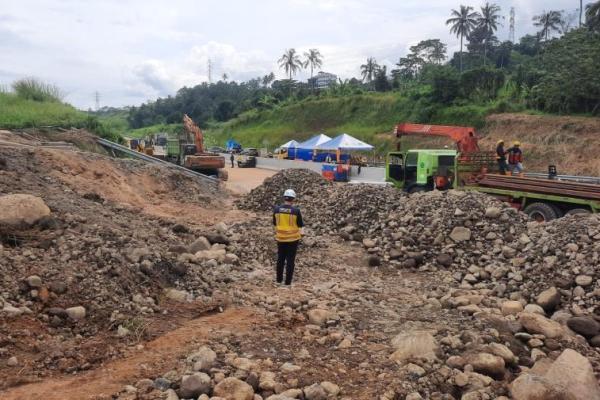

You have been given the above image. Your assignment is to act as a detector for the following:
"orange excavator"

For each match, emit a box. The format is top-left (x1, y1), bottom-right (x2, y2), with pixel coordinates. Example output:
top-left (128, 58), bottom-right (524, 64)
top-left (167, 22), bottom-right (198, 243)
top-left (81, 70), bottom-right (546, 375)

top-left (181, 114), bottom-right (227, 180)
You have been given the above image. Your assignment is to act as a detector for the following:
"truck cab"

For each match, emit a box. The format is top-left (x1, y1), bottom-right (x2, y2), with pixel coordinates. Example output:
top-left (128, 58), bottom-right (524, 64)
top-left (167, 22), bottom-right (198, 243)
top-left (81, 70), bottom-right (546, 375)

top-left (386, 149), bottom-right (458, 193)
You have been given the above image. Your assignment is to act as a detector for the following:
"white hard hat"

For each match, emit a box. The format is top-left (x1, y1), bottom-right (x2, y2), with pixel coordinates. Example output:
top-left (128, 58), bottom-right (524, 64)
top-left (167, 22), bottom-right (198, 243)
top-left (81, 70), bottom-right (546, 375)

top-left (284, 189), bottom-right (296, 199)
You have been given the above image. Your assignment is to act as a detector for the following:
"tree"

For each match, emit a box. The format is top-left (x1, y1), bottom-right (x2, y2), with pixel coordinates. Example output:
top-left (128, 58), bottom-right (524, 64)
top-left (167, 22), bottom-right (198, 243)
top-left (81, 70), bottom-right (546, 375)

top-left (303, 49), bottom-right (323, 83)
top-left (533, 10), bottom-right (564, 41)
top-left (374, 66), bottom-right (392, 92)
top-left (262, 72), bottom-right (276, 88)
top-left (587, 1), bottom-right (600, 31)
top-left (278, 49), bottom-right (303, 80)
top-left (446, 5), bottom-right (479, 72)
top-left (214, 100), bottom-right (235, 121)
top-left (411, 39), bottom-right (447, 64)
top-left (360, 57), bottom-right (380, 87)
top-left (476, 3), bottom-right (502, 65)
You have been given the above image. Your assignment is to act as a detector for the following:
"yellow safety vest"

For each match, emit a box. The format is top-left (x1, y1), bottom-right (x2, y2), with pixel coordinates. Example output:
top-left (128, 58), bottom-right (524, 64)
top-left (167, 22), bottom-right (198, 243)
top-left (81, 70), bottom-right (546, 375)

top-left (274, 206), bottom-right (302, 242)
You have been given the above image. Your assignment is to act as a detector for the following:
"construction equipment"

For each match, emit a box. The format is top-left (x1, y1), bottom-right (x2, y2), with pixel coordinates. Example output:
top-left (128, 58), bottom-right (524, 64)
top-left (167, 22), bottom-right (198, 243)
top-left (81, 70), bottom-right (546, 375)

top-left (386, 123), bottom-right (600, 221)
top-left (237, 155), bottom-right (257, 168)
top-left (174, 115), bottom-right (226, 180)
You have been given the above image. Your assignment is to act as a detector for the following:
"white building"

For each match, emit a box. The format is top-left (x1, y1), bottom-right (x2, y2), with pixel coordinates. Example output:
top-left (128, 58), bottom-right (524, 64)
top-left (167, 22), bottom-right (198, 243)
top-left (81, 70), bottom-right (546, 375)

top-left (312, 71), bottom-right (338, 89)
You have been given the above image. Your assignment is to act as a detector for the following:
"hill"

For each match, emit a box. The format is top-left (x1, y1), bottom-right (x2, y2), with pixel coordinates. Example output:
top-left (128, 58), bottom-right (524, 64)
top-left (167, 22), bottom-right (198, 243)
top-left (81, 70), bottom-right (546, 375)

top-left (209, 92), bottom-right (496, 153)
top-left (0, 92), bottom-right (89, 129)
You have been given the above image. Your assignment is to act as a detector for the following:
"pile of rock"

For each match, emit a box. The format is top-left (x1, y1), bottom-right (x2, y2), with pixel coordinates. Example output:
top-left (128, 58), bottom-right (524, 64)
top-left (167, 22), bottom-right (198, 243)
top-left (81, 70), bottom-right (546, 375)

top-left (238, 169), bottom-right (331, 212)
top-left (113, 344), bottom-right (341, 400)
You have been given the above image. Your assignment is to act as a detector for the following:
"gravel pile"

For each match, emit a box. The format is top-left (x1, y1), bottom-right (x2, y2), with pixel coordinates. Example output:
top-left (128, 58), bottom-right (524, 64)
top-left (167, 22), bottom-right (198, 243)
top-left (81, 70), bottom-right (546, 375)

top-left (237, 168), bottom-right (332, 211)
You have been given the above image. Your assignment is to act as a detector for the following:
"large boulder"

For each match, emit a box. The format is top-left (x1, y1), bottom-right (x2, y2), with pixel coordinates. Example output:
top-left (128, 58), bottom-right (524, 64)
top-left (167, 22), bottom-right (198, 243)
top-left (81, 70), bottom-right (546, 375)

top-left (544, 349), bottom-right (600, 400)
top-left (188, 346), bottom-right (217, 372)
top-left (390, 331), bottom-right (438, 363)
top-left (465, 352), bottom-right (506, 378)
top-left (449, 227), bottom-right (471, 242)
top-left (519, 312), bottom-right (565, 339)
top-left (213, 377), bottom-right (254, 400)
top-left (188, 236), bottom-right (211, 253)
top-left (536, 287), bottom-right (561, 312)
top-left (180, 372), bottom-right (211, 398)
top-left (566, 317), bottom-right (600, 338)
top-left (510, 374), bottom-right (575, 400)
top-left (0, 194), bottom-right (51, 228)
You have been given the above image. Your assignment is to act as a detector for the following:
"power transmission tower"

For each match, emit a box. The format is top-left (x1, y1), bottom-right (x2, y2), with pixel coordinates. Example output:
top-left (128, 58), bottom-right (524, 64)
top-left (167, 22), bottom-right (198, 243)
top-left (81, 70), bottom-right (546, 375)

top-left (94, 91), bottom-right (100, 111)
top-left (208, 59), bottom-right (213, 84)
top-left (509, 7), bottom-right (515, 43)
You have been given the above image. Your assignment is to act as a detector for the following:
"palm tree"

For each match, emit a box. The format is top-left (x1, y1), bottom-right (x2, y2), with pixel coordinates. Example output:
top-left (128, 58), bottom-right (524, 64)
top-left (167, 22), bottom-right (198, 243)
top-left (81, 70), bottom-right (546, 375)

top-left (278, 49), bottom-right (303, 80)
top-left (587, 1), bottom-right (600, 31)
top-left (360, 57), bottom-right (380, 87)
top-left (303, 49), bottom-right (324, 86)
top-left (476, 3), bottom-right (502, 65)
top-left (222, 73), bottom-right (228, 82)
top-left (446, 5), bottom-right (479, 72)
top-left (533, 11), bottom-right (563, 41)
top-left (262, 72), bottom-right (275, 88)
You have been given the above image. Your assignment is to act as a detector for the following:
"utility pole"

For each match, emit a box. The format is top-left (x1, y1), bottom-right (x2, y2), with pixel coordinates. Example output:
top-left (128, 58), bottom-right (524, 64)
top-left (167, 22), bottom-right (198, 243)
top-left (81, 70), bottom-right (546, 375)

top-left (94, 91), bottom-right (100, 111)
top-left (208, 59), bottom-right (213, 84)
top-left (580, 0), bottom-right (583, 27)
top-left (509, 7), bottom-right (515, 43)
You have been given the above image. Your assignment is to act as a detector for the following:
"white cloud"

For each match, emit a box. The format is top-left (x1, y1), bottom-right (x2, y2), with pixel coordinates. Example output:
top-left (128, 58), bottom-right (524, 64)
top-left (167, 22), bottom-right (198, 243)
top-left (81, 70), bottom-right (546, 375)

top-left (0, 0), bottom-right (587, 108)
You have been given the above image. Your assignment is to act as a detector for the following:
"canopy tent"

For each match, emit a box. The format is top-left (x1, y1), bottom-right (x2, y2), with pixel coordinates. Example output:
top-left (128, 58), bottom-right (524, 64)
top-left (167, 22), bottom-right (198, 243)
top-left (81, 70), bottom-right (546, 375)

top-left (278, 140), bottom-right (300, 149)
top-left (295, 134), bottom-right (332, 161)
top-left (226, 139), bottom-right (242, 152)
top-left (317, 133), bottom-right (374, 151)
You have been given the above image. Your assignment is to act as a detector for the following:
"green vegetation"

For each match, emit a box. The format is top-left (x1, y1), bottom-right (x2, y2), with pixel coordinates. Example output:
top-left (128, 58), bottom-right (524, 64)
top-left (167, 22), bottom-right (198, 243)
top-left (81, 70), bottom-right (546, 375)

top-left (0, 79), bottom-right (121, 142)
top-left (0, 92), bottom-right (88, 129)
top-left (208, 92), bottom-right (502, 153)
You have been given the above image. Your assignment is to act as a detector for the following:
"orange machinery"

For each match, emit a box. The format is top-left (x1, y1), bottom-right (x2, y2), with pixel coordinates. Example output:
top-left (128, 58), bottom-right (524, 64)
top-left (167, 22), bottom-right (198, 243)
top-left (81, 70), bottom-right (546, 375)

top-left (182, 114), bottom-right (227, 179)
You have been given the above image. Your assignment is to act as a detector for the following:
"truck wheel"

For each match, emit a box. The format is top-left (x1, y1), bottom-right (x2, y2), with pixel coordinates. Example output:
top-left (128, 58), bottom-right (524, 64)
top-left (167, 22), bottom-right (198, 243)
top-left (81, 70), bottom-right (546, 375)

top-left (524, 202), bottom-right (559, 222)
top-left (566, 208), bottom-right (591, 216)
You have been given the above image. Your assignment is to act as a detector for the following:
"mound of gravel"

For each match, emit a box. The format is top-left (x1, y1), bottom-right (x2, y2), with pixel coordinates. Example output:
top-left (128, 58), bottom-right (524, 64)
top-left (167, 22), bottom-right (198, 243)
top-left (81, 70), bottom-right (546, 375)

top-left (237, 169), bottom-right (331, 211)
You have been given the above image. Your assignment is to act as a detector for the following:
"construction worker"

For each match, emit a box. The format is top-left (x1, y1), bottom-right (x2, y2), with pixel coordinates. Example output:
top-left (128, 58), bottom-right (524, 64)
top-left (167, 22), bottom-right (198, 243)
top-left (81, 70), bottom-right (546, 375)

top-left (496, 140), bottom-right (508, 175)
top-left (273, 189), bottom-right (304, 287)
top-left (507, 141), bottom-right (524, 176)
top-left (230, 152), bottom-right (235, 168)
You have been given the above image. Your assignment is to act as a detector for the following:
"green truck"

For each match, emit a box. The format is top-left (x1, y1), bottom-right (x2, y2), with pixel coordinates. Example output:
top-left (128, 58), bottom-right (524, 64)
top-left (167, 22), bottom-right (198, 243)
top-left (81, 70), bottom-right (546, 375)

top-left (386, 148), bottom-right (600, 221)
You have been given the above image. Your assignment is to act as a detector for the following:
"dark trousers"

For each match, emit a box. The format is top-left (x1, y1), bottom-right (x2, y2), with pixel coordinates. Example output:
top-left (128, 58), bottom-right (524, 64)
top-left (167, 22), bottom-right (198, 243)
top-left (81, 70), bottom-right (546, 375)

top-left (276, 241), bottom-right (299, 285)
top-left (497, 159), bottom-right (507, 175)
top-left (230, 159), bottom-right (234, 167)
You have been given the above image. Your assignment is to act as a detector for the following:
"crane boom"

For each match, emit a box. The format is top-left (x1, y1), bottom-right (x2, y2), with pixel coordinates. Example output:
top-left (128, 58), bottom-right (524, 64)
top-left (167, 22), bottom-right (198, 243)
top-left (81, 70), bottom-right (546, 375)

top-left (394, 123), bottom-right (480, 153)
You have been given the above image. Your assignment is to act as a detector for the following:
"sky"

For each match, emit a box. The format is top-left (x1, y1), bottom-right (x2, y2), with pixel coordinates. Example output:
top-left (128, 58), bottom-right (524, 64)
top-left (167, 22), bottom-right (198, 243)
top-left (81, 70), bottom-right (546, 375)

top-left (0, 0), bottom-right (587, 109)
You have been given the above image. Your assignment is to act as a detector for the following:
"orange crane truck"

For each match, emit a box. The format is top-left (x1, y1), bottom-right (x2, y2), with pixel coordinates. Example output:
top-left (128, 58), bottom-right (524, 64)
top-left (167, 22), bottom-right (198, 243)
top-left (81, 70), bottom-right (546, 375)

top-left (386, 123), bottom-right (600, 221)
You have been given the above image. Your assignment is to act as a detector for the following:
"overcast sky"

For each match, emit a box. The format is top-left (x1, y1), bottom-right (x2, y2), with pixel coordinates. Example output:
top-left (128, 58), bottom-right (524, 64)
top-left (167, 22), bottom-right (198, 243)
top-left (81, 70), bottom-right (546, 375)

top-left (0, 0), bottom-right (587, 109)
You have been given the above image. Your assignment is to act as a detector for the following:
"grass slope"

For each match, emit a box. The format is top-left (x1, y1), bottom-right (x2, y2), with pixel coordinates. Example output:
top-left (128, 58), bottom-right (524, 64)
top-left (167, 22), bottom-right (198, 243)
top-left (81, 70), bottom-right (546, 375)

top-left (0, 93), bottom-right (89, 129)
top-left (210, 93), bottom-right (496, 152)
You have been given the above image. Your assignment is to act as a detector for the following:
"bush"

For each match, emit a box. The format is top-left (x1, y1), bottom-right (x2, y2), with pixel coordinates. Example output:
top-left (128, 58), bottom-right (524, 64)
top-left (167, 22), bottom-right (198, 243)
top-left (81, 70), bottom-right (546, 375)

top-left (12, 78), bottom-right (64, 102)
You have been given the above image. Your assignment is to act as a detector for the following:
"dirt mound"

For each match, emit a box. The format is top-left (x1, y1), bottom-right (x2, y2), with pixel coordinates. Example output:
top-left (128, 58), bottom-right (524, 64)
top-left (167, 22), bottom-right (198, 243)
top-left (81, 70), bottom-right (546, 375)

top-left (0, 138), bottom-right (249, 388)
top-left (481, 113), bottom-right (600, 176)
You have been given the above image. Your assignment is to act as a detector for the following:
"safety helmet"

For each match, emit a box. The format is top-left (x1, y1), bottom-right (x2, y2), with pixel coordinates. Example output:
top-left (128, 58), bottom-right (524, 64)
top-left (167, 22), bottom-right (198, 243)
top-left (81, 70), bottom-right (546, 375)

top-left (496, 140), bottom-right (504, 145)
top-left (513, 141), bottom-right (521, 146)
top-left (283, 189), bottom-right (296, 199)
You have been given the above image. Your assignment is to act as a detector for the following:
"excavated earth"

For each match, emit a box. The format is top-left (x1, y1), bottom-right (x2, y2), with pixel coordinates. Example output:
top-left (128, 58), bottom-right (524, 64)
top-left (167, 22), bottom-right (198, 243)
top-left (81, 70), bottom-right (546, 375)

top-left (1, 131), bottom-right (600, 400)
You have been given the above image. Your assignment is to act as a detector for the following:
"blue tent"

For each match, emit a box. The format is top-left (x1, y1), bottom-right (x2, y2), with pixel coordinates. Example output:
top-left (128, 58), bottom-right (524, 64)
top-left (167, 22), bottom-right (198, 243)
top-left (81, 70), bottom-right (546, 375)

top-left (295, 134), bottom-right (332, 161)
top-left (317, 133), bottom-right (374, 151)
top-left (226, 139), bottom-right (241, 152)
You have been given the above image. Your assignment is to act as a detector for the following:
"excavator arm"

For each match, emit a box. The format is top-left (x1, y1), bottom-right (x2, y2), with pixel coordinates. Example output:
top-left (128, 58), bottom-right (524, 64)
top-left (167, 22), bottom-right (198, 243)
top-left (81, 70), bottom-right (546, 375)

top-left (183, 114), bottom-right (204, 154)
top-left (394, 123), bottom-right (480, 153)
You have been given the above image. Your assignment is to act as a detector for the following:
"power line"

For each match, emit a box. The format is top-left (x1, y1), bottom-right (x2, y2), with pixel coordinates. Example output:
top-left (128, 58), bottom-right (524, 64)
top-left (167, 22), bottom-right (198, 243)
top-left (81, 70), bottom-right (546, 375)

top-left (509, 7), bottom-right (515, 43)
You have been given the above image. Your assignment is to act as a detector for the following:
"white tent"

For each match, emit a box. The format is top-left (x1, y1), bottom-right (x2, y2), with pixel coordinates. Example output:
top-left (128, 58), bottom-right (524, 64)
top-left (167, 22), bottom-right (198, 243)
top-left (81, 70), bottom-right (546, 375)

top-left (278, 140), bottom-right (300, 149)
top-left (296, 134), bottom-right (332, 149)
top-left (317, 133), bottom-right (374, 151)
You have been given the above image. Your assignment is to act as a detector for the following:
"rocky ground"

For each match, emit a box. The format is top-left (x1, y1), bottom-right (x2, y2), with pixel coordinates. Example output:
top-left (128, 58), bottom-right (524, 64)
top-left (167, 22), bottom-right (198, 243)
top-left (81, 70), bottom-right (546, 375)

top-left (2, 140), bottom-right (600, 400)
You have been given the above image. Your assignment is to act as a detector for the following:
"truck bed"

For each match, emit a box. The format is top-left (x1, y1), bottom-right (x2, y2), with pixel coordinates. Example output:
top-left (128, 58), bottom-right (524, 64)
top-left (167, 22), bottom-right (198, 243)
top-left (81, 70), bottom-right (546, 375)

top-left (476, 174), bottom-right (600, 201)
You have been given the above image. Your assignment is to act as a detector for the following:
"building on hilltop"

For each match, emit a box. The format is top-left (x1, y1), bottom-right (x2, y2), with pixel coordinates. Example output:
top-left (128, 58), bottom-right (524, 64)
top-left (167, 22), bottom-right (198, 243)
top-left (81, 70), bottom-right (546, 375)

top-left (309, 71), bottom-right (338, 89)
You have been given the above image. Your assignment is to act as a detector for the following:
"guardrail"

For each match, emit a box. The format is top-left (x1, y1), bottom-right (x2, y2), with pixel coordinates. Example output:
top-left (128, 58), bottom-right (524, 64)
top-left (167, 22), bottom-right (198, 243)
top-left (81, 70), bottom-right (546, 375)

top-left (524, 172), bottom-right (600, 185)
top-left (97, 138), bottom-right (219, 186)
